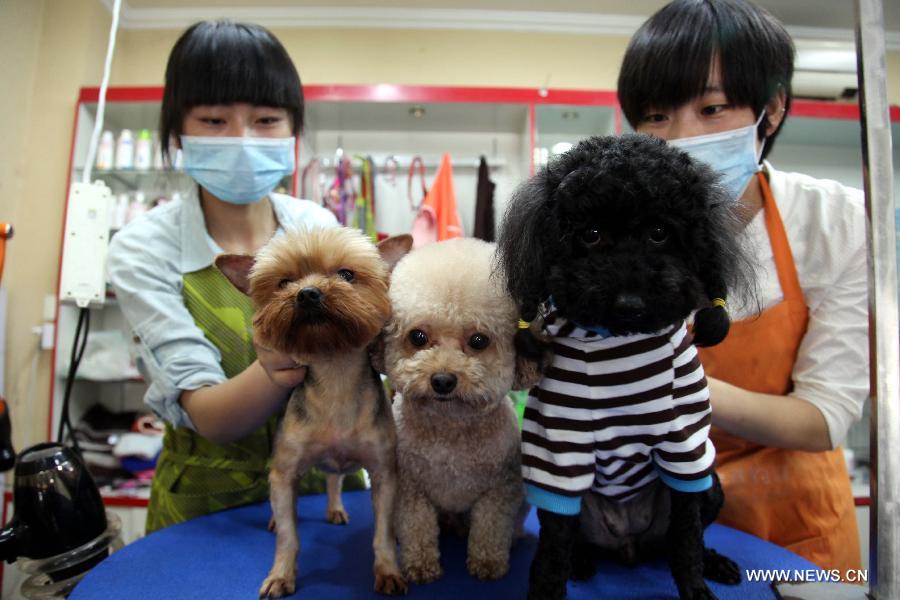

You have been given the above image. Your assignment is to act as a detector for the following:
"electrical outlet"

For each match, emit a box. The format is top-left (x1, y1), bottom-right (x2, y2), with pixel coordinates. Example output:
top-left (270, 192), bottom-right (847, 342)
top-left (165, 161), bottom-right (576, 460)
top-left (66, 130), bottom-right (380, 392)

top-left (59, 181), bottom-right (113, 308)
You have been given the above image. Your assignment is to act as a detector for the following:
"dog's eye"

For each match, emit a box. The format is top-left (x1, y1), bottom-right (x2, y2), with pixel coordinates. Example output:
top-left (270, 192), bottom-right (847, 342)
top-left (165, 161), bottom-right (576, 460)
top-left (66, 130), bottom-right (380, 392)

top-left (468, 333), bottom-right (490, 351)
top-left (647, 226), bottom-right (669, 244)
top-left (278, 278), bottom-right (293, 289)
top-left (337, 269), bottom-right (355, 282)
top-left (579, 229), bottom-right (602, 247)
top-left (409, 329), bottom-right (428, 348)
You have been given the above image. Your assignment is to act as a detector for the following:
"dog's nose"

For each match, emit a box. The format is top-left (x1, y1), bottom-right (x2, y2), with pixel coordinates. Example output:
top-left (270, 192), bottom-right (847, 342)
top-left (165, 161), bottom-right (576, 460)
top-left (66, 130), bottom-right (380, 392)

top-left (297, 287), bottom-right (323, 307)
top-left (613, 293), bottom-right (645, 318)
top-left (431, 373), bottom-right (457, 395)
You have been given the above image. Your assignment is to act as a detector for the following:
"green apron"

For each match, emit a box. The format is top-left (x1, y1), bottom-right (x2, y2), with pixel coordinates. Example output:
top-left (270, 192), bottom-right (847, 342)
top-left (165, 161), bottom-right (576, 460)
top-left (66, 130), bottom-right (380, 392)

top-left (145, 266), bottom-right (365, 532)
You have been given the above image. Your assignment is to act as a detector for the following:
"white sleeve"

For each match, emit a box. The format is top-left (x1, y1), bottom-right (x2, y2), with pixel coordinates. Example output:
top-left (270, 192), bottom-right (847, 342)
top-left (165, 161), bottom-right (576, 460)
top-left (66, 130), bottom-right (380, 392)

top-left (790, 201), bottom-right (869, 449)
top-left (107, 221), bottom-right (226, 430)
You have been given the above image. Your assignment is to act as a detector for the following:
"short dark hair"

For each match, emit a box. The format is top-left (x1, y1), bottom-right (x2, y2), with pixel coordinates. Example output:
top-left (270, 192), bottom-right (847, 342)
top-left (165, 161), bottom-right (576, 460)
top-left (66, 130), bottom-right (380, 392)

top-left (160, 20), bottom-right (303, 159)
top-left (617, 0), bottom-right (794, 160)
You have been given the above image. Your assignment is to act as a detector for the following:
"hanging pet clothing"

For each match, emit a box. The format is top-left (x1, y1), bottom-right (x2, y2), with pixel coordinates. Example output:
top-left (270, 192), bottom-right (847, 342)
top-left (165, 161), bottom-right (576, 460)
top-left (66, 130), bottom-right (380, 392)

top-left (327, 157), bottom-right (355, 226)
top-left (352, 156), bottom-right (378, 241)
top-left (473, 155), bottom-right (496, 242)
top-left (410, 153), bottom-right (463, 248)
top-left (374, 156), bottom-right (415, 237)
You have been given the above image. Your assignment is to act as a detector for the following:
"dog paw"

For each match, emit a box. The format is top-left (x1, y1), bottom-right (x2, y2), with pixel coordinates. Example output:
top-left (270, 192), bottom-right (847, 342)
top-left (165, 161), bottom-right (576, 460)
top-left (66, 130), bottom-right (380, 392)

top-left (526, 580), bottom-right (568, 600)
top-left (467, 555), bottom-right (509, 580)
top-left (403, 559), bottom-right (443, 584)
top-left (570, 554), bottom-right (599, 581)
top-left (703, 549), bottom-right (740, 585)
top-left (326, 507), bottom-right (350, 525)
top-left (258, 574), bottom-right (296, 598)
top-left (374, 568), bottom-right (408, 596)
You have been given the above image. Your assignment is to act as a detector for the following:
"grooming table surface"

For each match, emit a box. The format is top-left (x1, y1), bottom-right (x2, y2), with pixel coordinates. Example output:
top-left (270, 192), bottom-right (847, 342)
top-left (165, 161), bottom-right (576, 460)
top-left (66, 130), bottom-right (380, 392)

top-left (71, 490), bottom-right (815, 599)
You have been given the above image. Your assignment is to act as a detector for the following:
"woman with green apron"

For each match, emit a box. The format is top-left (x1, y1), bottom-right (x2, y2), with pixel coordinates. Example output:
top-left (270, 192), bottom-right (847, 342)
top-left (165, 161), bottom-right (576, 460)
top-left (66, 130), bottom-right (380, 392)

top-left (107, 21), bottom-right (364, 532)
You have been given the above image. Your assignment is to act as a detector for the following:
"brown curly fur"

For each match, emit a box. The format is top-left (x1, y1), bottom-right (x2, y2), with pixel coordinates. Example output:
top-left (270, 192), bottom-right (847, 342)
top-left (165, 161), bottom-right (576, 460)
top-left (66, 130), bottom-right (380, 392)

top-left (375, 238), bottom-right (539, 585)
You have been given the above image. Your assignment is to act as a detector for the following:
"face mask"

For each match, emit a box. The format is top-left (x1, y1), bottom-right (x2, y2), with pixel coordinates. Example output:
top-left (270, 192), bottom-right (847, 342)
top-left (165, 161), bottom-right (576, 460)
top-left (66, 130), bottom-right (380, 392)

top-left (668, 111), bottom-right (766, 202)
top-left (181, 136), bottom-right (296, 204)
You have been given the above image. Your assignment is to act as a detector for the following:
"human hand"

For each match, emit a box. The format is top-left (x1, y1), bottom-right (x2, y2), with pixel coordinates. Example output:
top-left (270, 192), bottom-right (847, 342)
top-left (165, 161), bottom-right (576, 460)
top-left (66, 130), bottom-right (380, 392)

top-left (254, 334), bottom-right (307, 389)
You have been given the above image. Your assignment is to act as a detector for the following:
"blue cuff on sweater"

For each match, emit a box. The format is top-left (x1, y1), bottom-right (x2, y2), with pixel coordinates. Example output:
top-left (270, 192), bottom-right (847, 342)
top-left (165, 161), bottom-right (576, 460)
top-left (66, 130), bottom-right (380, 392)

top-left (526, 484), bottom-right (582, 515)
top-left (658, 472), bottom-right (713, 493)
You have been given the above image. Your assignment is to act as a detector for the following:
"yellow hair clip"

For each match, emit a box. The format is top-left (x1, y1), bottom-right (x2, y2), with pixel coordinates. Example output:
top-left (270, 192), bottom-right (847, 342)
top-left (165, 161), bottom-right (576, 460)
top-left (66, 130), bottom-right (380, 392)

top-left (517, 319), bottom-right (532, 330)
top-left (712, 298), bottom-right (727, 309)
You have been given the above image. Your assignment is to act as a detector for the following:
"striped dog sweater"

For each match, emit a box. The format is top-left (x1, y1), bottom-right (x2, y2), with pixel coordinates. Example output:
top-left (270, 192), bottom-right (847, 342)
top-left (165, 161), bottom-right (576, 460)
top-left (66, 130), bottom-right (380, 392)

top-left (522, 313), bottom-right (715, 516)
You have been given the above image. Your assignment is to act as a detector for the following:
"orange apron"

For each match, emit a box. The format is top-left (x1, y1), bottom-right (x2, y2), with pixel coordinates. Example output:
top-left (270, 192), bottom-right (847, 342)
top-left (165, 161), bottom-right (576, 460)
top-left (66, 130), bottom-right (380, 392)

top-left (698, 173), bottom-right (861, 572)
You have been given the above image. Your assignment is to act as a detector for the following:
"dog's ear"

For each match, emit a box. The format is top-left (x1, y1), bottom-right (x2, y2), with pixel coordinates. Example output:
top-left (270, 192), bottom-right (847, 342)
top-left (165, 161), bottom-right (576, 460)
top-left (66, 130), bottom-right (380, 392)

top-left (377, 234), bottom-right (413, 272)
top-left (497, 174), bottom-right (557, 363)
top-left (690, 198), bottom-right (756, 347)
top-left (368, 333), bottom-right (387, 375)
top-left (497, 177), bottom-right (553, 312)
top-left (215, 254), bottom-right (255, 295)
top-left (692, 299), bottom-right (730, 347)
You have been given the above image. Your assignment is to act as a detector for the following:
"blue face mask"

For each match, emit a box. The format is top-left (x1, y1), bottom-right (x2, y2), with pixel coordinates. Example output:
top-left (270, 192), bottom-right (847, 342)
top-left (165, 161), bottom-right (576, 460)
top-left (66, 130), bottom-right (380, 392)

top-left (668, 111), bottom-right (766, 202)
top-left (181, 136), bottom-right (296, 204)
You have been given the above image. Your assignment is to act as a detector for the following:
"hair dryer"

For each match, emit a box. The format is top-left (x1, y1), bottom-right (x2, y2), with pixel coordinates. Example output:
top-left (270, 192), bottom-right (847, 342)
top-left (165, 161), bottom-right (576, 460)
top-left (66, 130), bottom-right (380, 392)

top-left (0, 443), bottom-right (107, 573)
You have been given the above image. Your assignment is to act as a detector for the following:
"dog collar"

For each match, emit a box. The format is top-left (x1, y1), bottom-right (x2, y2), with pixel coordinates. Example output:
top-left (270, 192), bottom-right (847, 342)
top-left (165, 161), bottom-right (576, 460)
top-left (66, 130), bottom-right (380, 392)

top-left (545, 297), bottom-right (613, 338)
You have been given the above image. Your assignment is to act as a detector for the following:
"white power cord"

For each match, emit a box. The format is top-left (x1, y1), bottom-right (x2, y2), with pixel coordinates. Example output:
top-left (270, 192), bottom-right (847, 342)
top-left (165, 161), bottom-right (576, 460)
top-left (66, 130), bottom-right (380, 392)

top-left (81, 0), bottom-right (123, 184)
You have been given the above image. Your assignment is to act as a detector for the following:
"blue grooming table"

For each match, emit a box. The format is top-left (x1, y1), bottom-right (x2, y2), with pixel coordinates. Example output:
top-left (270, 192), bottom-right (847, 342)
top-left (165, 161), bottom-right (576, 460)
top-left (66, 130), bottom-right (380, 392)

top-left (71, 490), bottom-right (816, 599)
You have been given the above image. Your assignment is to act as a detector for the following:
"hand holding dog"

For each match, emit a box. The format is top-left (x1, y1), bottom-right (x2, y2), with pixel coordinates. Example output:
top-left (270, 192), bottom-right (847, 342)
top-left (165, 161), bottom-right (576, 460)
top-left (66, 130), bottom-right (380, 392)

top-left (253, 332), bottom-right (308, 389)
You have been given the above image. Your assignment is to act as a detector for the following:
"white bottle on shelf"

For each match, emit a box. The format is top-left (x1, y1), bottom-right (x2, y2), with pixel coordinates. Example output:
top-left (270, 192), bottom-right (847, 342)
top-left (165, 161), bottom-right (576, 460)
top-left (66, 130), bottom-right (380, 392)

top-left (95, 130), bottom-right (115, 170)
top-left (115, 129), bottom-right (134, 170)
top-left (134, 129), bottom-right (152, 171)
top-left (112, 193), bottom-right (130, 230)
top-left (152, 132), bottom-right (165, 170)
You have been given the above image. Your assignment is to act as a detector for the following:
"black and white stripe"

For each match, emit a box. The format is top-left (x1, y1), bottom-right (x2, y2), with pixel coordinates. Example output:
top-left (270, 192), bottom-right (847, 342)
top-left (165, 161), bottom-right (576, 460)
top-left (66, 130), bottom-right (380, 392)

top-left (521, 316), bottom-right (715, 502)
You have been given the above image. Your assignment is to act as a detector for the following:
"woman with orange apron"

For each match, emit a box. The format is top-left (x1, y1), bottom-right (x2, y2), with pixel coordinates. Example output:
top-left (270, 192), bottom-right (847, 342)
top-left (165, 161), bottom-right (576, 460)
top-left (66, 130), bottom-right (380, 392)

top-left (698, 173), bottom-right (861, 572)
top-left (617, 0), bottom-right (868, 573)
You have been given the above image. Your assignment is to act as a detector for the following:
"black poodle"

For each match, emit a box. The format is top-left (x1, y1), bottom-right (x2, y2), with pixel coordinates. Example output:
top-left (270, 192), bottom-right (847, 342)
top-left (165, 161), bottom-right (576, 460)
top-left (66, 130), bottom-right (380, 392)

top-left (497, 134), bottom-right (752, 600)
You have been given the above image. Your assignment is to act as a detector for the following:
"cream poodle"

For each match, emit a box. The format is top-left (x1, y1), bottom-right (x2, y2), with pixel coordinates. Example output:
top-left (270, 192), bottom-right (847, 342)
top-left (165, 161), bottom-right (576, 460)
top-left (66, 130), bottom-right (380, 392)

top-left (374, 237), bottom-right (541, 585)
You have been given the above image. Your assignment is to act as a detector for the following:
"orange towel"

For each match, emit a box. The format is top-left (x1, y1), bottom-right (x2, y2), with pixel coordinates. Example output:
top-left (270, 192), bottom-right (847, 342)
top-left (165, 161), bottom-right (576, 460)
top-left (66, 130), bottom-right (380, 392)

top-left (411, 154), bottom-right (463, 248)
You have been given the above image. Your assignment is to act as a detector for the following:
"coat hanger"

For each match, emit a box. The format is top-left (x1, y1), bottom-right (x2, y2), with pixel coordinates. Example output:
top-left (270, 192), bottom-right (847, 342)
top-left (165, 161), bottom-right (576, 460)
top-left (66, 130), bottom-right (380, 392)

top-left (408, 155), bottom-right (427, 212)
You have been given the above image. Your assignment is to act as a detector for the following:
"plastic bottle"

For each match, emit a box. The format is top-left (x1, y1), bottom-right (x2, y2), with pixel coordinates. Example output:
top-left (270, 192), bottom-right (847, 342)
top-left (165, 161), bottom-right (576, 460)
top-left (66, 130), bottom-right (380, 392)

top-left (115, 129), bottom-right (134, 170)
top-left (95, 130), bottom-right (115, 170)
top-left (111, 193), bottom-right (129, 230)
top-left (152, 132), bottom-right (165, 170)
top-left (134, 129), bottom-right (152, 171)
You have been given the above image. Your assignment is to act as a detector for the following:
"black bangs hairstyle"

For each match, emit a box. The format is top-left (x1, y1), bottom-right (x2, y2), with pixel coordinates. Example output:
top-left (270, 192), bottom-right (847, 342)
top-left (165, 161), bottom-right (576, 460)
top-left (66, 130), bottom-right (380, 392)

top-left (617, 0), bottom-right (794, 160)
top-left (160, 20), bottom-right (303, 160)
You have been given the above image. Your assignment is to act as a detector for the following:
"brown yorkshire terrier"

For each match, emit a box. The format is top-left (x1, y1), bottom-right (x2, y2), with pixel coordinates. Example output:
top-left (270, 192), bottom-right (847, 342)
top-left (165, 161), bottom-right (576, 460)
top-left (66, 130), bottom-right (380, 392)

top-left (217, 227), bottom-right (412, 598)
